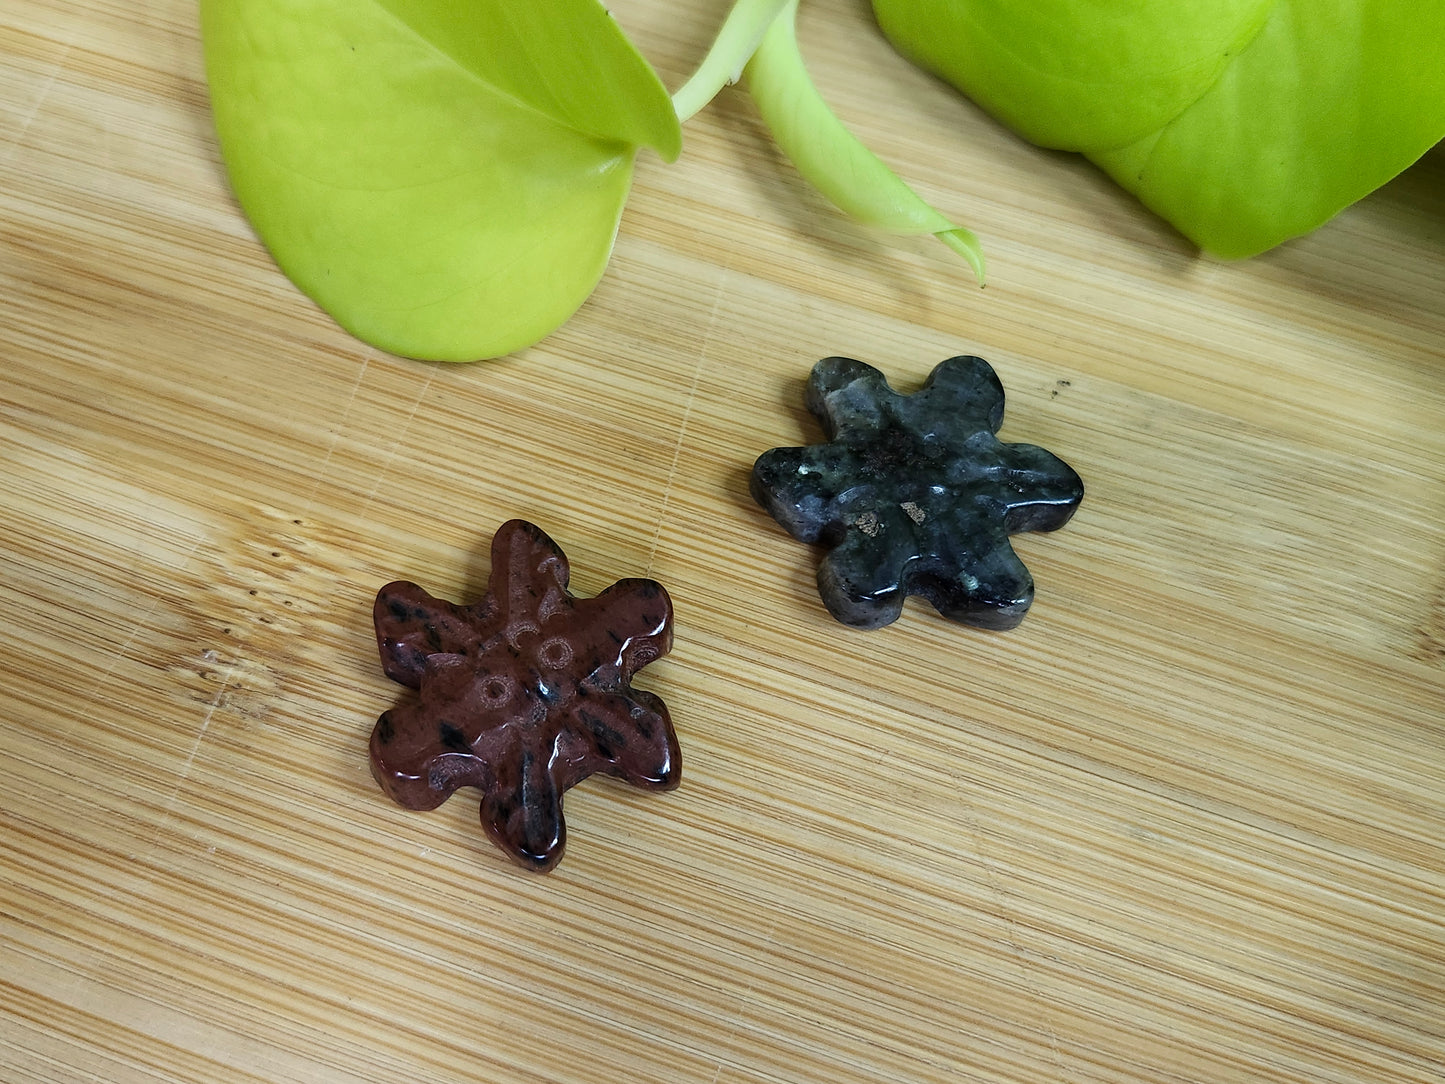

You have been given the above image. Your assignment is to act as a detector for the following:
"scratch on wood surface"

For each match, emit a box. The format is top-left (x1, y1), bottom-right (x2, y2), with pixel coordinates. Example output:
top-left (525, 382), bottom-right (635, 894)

top-left (705, 910), bottom-right (778, 1084)
top-left (165, 661), bottom-right (236, 813)
top-left (301, 354), bottom-right (371, 521)
top-left (86, 593), bottom-right (165, 703)
top-left (644, 272), bottom-right (727, 578)
top-left (1, 44), bottom-right (70, 168)
top-left (360, 362), bottom-right (436, 517)
top-left (949, 770), bottom-right (1080, 1083)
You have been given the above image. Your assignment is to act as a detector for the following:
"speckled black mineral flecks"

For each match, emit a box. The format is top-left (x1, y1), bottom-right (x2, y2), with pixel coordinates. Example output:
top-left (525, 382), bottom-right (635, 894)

top-left (369, 520), bottom-right (679, 873)
top-left (751, 356), bottom-right (1083, 630)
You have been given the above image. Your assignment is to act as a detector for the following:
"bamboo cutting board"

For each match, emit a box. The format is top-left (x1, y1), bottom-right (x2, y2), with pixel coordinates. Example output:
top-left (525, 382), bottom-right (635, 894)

top-left (2, 1), bottom-right (1443, 1081)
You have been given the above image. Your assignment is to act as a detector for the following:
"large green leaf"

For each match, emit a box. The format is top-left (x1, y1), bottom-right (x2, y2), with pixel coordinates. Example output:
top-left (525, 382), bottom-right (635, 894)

top-left (873, 0), bottom-right (1445, 257)
top-left (202, 0), bottom-right (681, 361)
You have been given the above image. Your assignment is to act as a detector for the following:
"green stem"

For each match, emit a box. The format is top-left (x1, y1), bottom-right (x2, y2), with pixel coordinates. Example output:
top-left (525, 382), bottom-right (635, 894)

top-left (671, 0), bottom-right (791, 124)
top-left (744, 0), bottom-right (985, 282)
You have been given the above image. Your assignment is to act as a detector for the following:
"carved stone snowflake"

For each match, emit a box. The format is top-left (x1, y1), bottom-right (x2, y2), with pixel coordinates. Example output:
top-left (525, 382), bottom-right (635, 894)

top-left (368, 520), bottom-right (679, 872)
top-left (751, 355), bottom-right (1083, 630)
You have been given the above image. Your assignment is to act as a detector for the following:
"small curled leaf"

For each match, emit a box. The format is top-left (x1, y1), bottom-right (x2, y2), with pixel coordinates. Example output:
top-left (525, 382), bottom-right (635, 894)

top-left (744, 0), bottom-right (985, 282)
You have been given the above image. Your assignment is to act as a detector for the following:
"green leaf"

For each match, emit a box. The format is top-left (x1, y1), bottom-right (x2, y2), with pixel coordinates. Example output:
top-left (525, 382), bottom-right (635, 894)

top-left (872, 0), bottom-right (1274, 153)
top-left (743, 0), bottom-right (985, 281)
top-left (201, 0), bottom-right (681, 362)
top-left (873, 0), bottom-right (1445, 257)
top-left (1089, 1), bottom-right (1445, 257)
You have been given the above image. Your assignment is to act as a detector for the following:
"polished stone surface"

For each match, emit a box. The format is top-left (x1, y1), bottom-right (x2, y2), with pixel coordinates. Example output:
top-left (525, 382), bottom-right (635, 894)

top-left (751, 355), bottom-right (1084, 630)
top-left (369, 520), bottom-right (679, 872)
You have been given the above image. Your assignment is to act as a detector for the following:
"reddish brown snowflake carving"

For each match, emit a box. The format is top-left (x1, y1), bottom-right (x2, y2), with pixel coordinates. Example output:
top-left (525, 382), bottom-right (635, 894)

top-left (369, 520), bottom-right (679, 872)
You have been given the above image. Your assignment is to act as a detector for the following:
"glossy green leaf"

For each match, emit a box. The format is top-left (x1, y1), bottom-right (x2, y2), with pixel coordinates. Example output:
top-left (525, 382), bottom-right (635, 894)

top-left (202, 0), bottom-right (681, 361)
top-left (873, 0), bottom-right (1445, 257)
top-left (743, 0), bottom-right (985, 280)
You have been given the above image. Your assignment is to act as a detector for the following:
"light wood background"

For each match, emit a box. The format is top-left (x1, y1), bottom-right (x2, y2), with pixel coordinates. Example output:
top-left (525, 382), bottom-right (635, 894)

top-left (3, 1), bottom-right (1443, 1081)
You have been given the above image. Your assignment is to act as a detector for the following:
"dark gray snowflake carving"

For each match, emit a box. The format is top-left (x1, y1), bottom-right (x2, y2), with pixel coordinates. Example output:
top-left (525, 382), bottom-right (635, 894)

top-left (750, 355), bottom-right (1083, 630)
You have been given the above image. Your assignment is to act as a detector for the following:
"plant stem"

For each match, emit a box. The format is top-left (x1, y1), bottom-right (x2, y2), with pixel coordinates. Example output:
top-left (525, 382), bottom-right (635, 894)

top-left (672, 0), bottom-right (790, 123)
top-left (743, 0), bottom-right (985, 282)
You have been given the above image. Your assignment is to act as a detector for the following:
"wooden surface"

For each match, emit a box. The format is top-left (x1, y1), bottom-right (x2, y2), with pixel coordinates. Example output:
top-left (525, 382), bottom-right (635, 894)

top-left (3, 1), bottom-right (1443, 1081)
